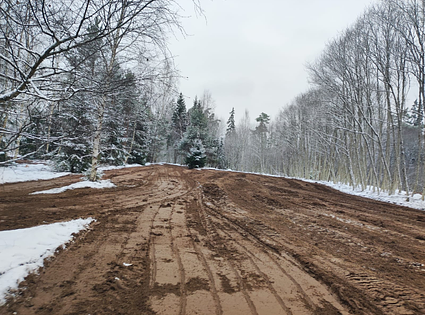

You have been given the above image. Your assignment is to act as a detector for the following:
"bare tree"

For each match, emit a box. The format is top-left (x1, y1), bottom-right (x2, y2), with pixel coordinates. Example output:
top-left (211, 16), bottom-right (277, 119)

top-left (0, 0), bottom-right (183, 179)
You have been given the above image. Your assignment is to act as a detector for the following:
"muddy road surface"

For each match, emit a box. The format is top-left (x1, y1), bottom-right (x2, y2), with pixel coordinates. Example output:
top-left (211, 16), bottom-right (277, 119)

top-left (0, 164), bottom-right (424, 315)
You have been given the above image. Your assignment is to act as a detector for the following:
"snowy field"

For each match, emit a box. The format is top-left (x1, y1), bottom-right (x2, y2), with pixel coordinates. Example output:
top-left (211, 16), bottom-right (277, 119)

top-left (0, 218), bottom-right (94, 305)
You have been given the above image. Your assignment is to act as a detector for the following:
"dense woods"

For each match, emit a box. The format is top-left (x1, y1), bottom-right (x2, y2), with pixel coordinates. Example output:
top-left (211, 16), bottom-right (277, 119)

top-left (1, 0), bottom-right (425, 199)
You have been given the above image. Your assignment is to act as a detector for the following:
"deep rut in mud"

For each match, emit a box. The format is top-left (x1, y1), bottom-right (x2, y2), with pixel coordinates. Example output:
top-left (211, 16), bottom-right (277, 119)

top-left (0, 164), bottom-right (424, 314)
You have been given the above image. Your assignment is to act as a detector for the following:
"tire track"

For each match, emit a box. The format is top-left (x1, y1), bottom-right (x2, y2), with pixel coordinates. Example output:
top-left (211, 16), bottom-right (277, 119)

top-left (205, 205), bottom-right (295, 314)
top-left (184, 197), bottom-right (223, 315)
top-left (208, 206), bottom-right (316, 309)
top-left (227, 257), bottom-right (259, 315)
top-left (148, 167), bottom-right (215, 315)
top-left (189, 192), bottom-right (260, 315)
top-left (5, 165), bottom-right (423, 314)
top-left (170, 204), bottom-right (187, 315)
top-left (149, 203), bottom-right (181, 314)
top-left (216, 226), bottom-right (293, 315)
top-left (170, 198), bottom-right (221, 315)
top-left (201, 186), bottom-right (349, 314)
top-left (190, 240), bottom-right (223, 315)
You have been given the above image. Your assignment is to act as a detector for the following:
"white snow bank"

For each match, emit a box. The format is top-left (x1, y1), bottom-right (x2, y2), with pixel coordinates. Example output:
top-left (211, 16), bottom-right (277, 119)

top-left (0, 163), bottom-right (69, 184)
top-left (31, 179), bottom-right (116, 195)
top-left (308, 180), bottom-right (425, 211)
top-left (98, 164), bottom-right (142, 171)
top-left (0, 218), bottom-right (94, 305)
top-left (0, 162), bottom-right (143, 185)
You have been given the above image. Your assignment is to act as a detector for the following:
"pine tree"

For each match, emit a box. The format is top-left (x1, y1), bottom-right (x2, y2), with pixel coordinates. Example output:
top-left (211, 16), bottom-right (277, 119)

top-left (405, 100), bottom-right (424, 127)
top-left (255, 112), bottom-right (270, 134)
top-left (253, 112), bottom-right (270, 172)
top-left (226, 107), bottom-right (236, 136)
top-left (185, 138), bottom-right (206, 169)
top-left (172, 93), bottom-right (188, 135)
top-left (169, 93), bottom-right (187, 163)
top-left (50, 23), bottom-right (144, 173)
top-left (180, 95), bottom-right (221, 167)
top-left (180, 97), bottom-right (207, 152)
top-left (224, 108), bottom-right (238, 169)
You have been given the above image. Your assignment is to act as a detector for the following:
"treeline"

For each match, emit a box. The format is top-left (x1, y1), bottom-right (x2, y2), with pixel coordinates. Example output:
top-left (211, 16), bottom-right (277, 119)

top-left (2, 0), bottom-right (425, 199)
top-left (0, 0), bottom-right (188, 180)
top-left (225, 0), bottom-right (425, 198)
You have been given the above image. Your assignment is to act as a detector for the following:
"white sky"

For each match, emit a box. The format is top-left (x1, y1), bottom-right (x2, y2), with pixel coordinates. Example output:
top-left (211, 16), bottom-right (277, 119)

top-left (169, 0), bottom-right (376, 123)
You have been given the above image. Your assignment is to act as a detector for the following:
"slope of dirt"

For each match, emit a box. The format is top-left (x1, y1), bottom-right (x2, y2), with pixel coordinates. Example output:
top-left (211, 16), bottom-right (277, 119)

top-left (0, 164), bottom-right (424, 315)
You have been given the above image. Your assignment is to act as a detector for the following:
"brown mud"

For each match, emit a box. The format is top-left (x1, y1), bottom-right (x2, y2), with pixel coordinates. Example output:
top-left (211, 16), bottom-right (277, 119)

top-left (0, 164), bottom-right (424, 314)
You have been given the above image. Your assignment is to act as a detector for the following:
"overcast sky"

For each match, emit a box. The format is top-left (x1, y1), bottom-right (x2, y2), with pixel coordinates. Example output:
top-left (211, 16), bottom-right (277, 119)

top-left (169, 0), bottom-right (375, 123)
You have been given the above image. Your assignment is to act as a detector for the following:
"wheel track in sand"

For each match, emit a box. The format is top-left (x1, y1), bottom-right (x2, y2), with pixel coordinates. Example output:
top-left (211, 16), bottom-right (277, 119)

top-left (148, 167), bottom-right (225, 315)
top-left (198, 190), bottom-right (348, 315)
top-left (186, 191), bottom-right (259, 315)
top-left (197, 177), bottom-right (420, 314)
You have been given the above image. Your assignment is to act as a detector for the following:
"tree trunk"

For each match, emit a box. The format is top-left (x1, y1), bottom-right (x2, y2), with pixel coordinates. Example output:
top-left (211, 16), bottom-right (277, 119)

top-left (89, 97), bottom-right (106, 182)
top-left (124, 120), bottom-right (137, 165)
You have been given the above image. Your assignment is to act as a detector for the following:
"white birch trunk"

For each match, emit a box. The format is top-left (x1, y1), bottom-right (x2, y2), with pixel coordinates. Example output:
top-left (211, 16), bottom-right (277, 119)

top-left (89, 97), bottom-right (106, 181)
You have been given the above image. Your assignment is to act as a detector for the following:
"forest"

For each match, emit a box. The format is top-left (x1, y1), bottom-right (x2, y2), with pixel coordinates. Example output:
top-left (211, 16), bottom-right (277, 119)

top-left (1, 0), bottom-right (425, 198)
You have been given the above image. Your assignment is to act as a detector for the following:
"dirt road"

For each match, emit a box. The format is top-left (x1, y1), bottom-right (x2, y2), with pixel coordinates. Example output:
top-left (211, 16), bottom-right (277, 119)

top-left (0, 164), bottom-right (424, 314)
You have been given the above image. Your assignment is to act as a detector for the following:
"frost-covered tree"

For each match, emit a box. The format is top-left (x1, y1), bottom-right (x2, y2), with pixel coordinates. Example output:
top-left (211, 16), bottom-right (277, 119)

top-left (180, 93), bottom-right (221, 167)
top-left (252, 112), bottom-right (270, 173)
top-left (224, 107), bottom-right (239, 169)
top-left (0, 0), bottom-right (184, 178)
top-left (180, 97), bottom-right (207, 155)
top-left (226, 107), bottom-right (236, 136)
top-left (0, 0), bottom-right (180, 104)
top-left (185, 138), bottom-right (206, 169)
top-left (169, 93), bottom-right (187, 163)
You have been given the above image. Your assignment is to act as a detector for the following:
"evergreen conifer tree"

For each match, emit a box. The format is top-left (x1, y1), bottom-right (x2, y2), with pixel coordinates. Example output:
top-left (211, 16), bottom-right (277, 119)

top-left (169, 93), bottom-right (187, 163)
top-left (185, 138), bottom-right (206, 169)
top-left (226, 107), bottom-right (236, 136)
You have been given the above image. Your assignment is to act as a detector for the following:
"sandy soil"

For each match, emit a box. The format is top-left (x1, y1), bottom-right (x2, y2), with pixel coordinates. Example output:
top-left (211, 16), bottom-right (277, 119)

top-left (0, 164), bottom-right (424, 315)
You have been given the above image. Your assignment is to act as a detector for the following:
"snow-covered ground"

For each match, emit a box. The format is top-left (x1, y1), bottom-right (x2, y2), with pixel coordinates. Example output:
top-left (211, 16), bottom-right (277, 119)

top-left (0, 162), bottom-right (143, 185)
top-left (0, 162), bottom-right (124, 304)
top-left (31, 179), bottom-right (116, 195)
top-left (0, 162), bottom-right (69, 184)
top-left (0, 218), bottom-right (94, 305)
top-left (306, 179), bottom-right (425, 211)
top-left (98, 164), bottom-right (142, 171)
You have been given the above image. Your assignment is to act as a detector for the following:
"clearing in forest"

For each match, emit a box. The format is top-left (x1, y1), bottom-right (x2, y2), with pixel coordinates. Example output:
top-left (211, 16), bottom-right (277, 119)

top-left (0, 164), bottom-right (424, 314)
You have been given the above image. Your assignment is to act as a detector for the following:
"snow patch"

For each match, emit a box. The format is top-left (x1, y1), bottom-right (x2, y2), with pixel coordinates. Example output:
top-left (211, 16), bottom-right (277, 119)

top-left (31, 179), bottom-right (116, 195)
top-left (0, 162), bottom-right (142, 186)
top-left (0, 163), bottom-right (69, 184)
top-left (98, 164), bottom-right (142, 171)
top-left (0, 218), bottom-right (94, 305)
top-left (308, 180), bottom-right (425, 211)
